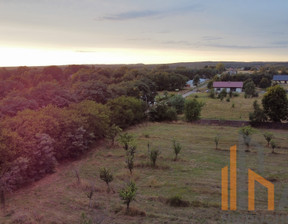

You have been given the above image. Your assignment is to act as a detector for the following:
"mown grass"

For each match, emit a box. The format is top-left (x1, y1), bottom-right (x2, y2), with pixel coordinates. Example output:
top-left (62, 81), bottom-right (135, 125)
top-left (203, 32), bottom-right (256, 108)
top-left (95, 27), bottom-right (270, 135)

top-left (187, 92), bottom-right (264, 121)
top-left (0, 122), bottom-right (287, 223)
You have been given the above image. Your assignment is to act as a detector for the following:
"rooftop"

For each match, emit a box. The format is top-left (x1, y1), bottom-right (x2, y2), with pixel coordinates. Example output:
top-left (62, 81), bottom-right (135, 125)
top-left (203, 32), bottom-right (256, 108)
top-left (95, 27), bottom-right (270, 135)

top-left (273, 75), bottom-right (288, 81)
top-left (213, 81), bottom-right (243, 88)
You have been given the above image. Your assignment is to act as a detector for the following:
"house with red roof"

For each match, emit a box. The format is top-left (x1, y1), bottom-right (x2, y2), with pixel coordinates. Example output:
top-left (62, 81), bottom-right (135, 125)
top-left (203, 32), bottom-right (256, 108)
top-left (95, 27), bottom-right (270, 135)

top-left (213, 81), bottom-right (243, 93)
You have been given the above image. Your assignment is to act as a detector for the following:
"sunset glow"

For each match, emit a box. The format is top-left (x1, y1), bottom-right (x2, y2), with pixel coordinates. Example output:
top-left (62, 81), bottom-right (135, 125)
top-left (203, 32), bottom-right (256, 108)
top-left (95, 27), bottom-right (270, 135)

top-left (0, 0), bottom-right (287, 66)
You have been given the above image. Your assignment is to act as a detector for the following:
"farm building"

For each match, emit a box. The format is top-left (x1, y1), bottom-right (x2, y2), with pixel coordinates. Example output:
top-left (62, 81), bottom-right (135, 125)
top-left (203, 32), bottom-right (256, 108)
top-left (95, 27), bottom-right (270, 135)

top-left (213, 81), bottom-right (243, 93)
top-left (273, 75), bottom-right (288, 84)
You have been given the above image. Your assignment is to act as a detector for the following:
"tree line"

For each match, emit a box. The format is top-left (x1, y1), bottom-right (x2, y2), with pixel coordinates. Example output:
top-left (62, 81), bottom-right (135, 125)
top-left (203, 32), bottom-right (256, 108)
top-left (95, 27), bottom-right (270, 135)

top-left (0, 64), bottom-right (206, 193)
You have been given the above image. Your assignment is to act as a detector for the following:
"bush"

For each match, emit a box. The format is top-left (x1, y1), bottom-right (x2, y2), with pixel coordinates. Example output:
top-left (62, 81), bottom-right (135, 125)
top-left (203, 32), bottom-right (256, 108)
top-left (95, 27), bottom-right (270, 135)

top-left (249, 100), bottom-right (267, 123)
top-left (263, 132), bottom-right (274, 147)
top-left (99, 167), bottom-right (113, 191)
top-left (167, 95), bottom-right (185, 114)
top-left (270, 140), bottom-right (277, 153)
top-left (119, 181), bottom-right (137, 211)
top-left (165, 107), bottom-right (178, 121)
top-left (184, 99), bottom-right (204, 121)
top-left (218, 89), bottom-right (227, 101)
top-left (150, 148), bottom-right (160, 167)
top-left (214, 135), bottom-right (220, 150)
top-left (239, 126), bottom-right (255, 152)
top-left (166, 196), bottom-right (190, 207)
top-left (232, 92), bottom-right (239, 97)
top-left (107, 96), bottom-right (145, 128)
top-left (172, 139), bottom-right (182, 161)
top-left (209, 89), bottom-right (215, 99)
top-left (148, 103), bottom-right (177, 122)
top-left (118, 133), bottom-right (134, 151)
top-left (259, 77), bottom-right (271, 89)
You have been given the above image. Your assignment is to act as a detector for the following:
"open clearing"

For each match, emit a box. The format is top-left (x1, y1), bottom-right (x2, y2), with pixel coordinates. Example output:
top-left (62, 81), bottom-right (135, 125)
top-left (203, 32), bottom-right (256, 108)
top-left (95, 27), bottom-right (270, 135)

top-left (1, 122), bottom-right (288, 224)
top-left (187, 92), bottom-right (264, 121)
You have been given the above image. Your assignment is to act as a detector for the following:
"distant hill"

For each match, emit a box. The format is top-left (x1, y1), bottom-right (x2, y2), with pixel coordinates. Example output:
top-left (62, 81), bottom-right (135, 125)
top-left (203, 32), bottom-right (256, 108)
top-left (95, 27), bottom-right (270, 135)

top-left (2, 61), bottom-right (288, 70)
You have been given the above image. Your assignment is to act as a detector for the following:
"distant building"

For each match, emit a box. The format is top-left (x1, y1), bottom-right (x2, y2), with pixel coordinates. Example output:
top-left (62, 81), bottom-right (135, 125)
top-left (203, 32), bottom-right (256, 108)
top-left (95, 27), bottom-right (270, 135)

top-left (213, 81), bottom-right (243, 93)
top-left (273, 75), bottom-right (288, 84)
top-left (227, 67), bottom-right (238, 75)
top-left (186, 79), bottom-right (207, 87)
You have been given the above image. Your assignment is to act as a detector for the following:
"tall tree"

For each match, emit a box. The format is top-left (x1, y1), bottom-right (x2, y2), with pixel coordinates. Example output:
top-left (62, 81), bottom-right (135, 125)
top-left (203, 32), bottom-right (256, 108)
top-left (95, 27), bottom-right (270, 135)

top-left (262, 85), bottom-right (288, 122)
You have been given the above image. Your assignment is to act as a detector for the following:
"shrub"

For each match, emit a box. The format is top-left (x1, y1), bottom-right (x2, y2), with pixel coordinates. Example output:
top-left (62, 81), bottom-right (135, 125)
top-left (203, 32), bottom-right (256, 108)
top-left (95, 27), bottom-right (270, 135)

top-left (80, 213), bottom-right (92, 224)
top-left (218, 89), bottom-right (227, 101)
top-left (226, 97), bottom-right (230, 102)
top-left (148, 103), bottom-right (177, 122)
top-left (126, 144), bottom-right (136, 174)
top-left (167, 95), bottom-right (185, 114)
top-left (119, 181), bottom-right (137, 211)
top-left (107, 96), bottom-right (145, 128)
top-left (232, 92), bottom-right (239, 97)
top-left (166, 195), bottom-right (190, 207)
top-left (150, 148), bottom-right (160, 167)
top-left (106, 124), bottom-right (122, 146)
top-left (239, 126), bottom-right (255, 152)
top-left (99, 168), bottom-right (113, 192)
top-left (118, 133), bottom-right (134, 151)
top-left (209, 89), bottom-right (215, 99)
top-left (214, 135), bottom-right (220, 150)
top-left (184, 99), bottom-right (204, 121)
top-left (172, 139), bottom-right (182, 161)
top-left (249, 100), bottom-right (267, 123)
top-left (263, 132), bottom-right (274, 147)
top-left (270, 140), bottom-right (277, 154)
top-left (165, 107), bottom-right (178, 121)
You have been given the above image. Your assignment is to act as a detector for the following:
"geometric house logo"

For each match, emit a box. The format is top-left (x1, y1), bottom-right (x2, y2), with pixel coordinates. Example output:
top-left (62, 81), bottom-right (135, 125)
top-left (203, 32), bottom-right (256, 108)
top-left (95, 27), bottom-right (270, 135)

top-left (221, 145), bottom-right (274, 211)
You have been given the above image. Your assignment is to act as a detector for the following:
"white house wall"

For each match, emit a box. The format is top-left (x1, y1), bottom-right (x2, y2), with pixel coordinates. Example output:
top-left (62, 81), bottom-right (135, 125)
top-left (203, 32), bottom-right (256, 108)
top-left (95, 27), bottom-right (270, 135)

top-left (214, 87), bottom-right (242, 93)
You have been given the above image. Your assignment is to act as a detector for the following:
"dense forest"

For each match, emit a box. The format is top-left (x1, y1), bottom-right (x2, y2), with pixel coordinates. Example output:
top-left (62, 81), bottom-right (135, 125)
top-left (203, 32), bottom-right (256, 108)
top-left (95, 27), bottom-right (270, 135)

top-left (0, 63), bottom-right (287, 193)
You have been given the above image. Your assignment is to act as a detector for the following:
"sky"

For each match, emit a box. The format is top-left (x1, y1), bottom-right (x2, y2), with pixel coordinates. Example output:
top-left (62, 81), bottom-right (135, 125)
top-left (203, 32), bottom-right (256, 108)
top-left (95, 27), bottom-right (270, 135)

top-left (0, 0), bottom-right (288, 66)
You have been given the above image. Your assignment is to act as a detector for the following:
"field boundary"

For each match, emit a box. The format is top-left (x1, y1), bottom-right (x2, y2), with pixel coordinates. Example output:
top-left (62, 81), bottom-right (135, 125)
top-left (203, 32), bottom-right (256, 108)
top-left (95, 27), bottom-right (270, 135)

top-left (193, 119), bottom-right (288, 130)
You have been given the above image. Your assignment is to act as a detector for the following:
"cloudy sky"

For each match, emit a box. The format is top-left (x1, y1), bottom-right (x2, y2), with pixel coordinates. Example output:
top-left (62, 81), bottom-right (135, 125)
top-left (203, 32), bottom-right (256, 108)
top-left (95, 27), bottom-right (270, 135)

top-left (0, 0), bottom-right (287, 66)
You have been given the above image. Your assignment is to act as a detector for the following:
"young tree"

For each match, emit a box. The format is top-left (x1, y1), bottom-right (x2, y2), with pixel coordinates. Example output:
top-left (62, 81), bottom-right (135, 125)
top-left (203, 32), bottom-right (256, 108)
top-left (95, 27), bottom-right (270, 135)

top-left (262, 85), bottom-right (288, 122)
top-left (150, 148), bottom-right (160, 167)
top-left (214, 135), bottom-right (220, 150)
top-left (99, 168), bottom-right (113, 192)
top-left (270, 140), bottom-right (277, 154)
top-left (172, 139), bottom-right (182, 161)
top-left (239, 126), bottom-right (255, 152)
top-left (184, 99), bottom-right (204, 121)
top-left (119, 181), bottom-right (137, 212)
top-left (86, 184), bottom-right (94, 208)
top-left (126, 155), bottom-right (134, 175)
top-left (263, 132), bottom-right (274, 147)
top-left (106, 124), bottom-right (122, 146)
top-left (118, 133), bottom-right (134, 151)
top-left (126, 144), bottom-right (136, 174)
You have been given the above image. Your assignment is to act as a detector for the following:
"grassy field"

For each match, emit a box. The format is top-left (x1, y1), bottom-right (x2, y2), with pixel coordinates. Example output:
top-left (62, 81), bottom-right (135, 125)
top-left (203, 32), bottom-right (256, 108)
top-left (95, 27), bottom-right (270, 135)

top-left (187, 92), bottom-right (264, 121)
top-left (1, 122), bottom-right (288, 224)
